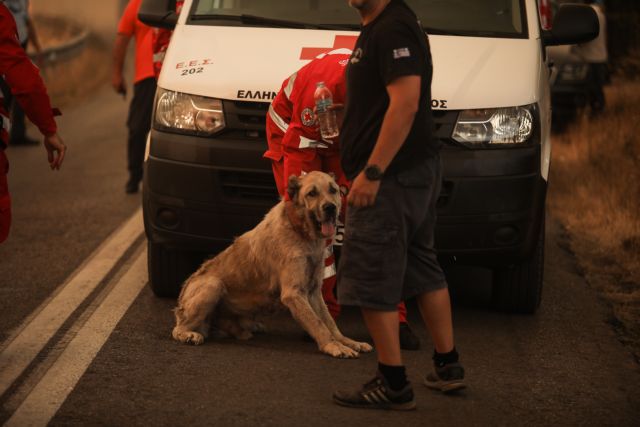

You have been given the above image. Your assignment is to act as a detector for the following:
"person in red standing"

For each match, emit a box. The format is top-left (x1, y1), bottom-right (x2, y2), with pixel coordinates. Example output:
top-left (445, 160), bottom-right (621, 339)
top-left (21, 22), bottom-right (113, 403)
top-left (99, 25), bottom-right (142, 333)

top-left (151, 0), bottom-right (184, 79)
top-left (265, 49), bottom-right (420, 350)
top-left (0, 2), bottom-right (66, 244)
top-left (112, 0), bottom-right (156, 194)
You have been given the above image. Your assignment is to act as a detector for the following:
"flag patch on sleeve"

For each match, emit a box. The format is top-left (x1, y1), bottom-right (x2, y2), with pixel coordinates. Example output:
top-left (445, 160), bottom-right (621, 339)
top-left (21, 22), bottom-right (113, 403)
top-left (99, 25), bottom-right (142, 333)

top-left (393, 47), bottom-right (411, 59)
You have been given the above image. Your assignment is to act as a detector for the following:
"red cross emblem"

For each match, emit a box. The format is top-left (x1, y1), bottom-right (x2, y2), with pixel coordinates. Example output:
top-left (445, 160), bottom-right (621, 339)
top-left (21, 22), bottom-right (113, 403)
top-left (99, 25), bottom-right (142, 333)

top-left (301, 108), bottom-right (316, 126)
top-left (300, 35), bottom-right (358, 60)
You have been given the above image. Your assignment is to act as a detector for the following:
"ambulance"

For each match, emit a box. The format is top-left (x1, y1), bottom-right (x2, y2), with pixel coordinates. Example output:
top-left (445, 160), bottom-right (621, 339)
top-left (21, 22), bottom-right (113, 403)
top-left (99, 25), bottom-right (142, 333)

top-left (139, 0), bottom-right (598, 313)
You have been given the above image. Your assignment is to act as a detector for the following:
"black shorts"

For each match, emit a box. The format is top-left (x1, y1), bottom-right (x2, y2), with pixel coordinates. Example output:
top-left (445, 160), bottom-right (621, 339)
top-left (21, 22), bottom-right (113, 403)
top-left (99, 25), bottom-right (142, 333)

top-left (337, 156), bottom-right (447, 311)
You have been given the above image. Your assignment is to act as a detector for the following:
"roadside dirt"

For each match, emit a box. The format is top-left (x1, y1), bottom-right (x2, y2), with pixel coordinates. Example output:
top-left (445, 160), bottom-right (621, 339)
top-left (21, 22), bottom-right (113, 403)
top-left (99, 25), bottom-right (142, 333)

top-left (548, 78), bottom-right (640, 364)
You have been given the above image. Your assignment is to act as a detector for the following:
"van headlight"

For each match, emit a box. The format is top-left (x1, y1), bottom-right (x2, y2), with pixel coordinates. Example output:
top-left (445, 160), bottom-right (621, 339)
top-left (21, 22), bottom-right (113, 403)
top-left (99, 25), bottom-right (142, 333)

top-left (154, 88), bottom-right (225, 136)
top-left (452, 105), bottom-right (535, 146)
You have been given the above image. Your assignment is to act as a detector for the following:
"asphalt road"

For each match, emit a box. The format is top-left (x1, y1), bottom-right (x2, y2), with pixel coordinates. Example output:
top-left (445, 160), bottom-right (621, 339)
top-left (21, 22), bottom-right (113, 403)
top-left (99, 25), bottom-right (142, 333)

top-left (0, 84), bottom-right (639, 426)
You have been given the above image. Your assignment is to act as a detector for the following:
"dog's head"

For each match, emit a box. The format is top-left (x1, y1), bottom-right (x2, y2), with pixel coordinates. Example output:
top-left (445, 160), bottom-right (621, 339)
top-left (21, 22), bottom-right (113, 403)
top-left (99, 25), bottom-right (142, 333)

top-left (287, 171), bottom-right (341, 239)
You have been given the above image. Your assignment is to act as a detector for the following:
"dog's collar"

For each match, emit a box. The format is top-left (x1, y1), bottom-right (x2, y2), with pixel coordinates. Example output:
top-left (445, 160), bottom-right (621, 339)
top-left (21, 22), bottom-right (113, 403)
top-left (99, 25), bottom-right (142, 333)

top-left (285, 201), bottom-right (314, 240)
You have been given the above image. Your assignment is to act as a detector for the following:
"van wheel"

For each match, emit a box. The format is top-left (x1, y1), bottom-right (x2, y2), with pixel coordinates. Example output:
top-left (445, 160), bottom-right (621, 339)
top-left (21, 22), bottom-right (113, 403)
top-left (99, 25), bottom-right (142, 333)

top-left (147, 241), bottom-right (201, 298)
top-left (491, 215), bottom-right (545, 314)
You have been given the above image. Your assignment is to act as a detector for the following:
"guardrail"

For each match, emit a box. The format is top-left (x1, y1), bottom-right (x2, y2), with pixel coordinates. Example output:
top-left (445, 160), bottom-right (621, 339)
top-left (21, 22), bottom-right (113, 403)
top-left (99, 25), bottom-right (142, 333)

top-left (29, 29), bottom-right (89, 65)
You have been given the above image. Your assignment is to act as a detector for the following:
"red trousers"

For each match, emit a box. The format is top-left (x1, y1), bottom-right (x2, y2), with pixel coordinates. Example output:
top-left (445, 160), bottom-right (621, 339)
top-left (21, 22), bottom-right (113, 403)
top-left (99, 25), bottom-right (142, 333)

top-left (271, 146), bottom-right (408, 323)
top-left (0, 150), bottom-right (11, 243)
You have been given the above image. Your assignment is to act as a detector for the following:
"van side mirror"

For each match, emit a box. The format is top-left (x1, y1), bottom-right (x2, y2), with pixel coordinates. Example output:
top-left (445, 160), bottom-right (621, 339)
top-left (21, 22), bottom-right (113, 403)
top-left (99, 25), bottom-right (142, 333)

top-left (138, 0), bottom-right (178, 29)
top-left (543, 4), bottom-right (599, 46)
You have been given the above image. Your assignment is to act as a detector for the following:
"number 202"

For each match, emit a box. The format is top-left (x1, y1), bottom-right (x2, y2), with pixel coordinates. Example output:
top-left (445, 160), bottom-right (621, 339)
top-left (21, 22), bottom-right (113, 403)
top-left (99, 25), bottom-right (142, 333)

top-left (181, 67), bottom-right (204, 76)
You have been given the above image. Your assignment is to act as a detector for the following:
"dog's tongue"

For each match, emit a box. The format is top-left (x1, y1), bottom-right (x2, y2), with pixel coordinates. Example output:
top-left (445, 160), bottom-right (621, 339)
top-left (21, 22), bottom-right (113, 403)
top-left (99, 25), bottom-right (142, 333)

top-left (322, 222), bottom-right (336, 237)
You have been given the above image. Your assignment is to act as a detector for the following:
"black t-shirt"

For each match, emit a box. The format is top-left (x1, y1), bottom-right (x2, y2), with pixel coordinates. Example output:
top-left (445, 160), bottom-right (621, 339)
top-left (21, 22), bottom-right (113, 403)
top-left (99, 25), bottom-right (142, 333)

top-left (340, 0), bottom-right (437, 180)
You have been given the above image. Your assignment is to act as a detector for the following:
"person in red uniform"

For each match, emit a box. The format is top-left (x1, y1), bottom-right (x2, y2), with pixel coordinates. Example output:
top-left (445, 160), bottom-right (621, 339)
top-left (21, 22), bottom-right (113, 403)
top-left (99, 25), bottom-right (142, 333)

top-left (151, 0), bottom-right (184, 79)
top-left (265, 49), bottom-right (420, 350)
top-left (0, 2), bottom-right (66, 243)
top-left (112, 0), bottom-right (156, 194)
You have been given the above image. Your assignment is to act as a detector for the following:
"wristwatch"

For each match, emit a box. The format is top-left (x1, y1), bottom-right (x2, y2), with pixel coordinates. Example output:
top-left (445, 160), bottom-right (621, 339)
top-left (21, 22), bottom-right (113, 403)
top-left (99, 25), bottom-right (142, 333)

top-left (364, 164), bottom-right (383, 181)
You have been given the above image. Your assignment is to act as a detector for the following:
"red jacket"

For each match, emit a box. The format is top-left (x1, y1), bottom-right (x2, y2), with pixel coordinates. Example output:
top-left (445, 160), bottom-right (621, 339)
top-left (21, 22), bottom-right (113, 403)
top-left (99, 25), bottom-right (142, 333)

top-left (265, 48), bottom-right (351, 159)
top-left (0, 4), bottom-right (57, 148)
top-left (263, 76), bottom-right (293, 164)
top-left (281, 49), bottom-right (350, 152)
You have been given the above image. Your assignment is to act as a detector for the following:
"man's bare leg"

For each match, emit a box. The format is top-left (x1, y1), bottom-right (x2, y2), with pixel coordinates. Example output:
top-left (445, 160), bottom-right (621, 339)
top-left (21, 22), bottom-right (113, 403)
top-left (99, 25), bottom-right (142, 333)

top-left (416, 287), bottom-right (454, 353)
top-left (416, 287), bottom-right (465, 393)
top-left (361, 308), bottom-right (401, 365)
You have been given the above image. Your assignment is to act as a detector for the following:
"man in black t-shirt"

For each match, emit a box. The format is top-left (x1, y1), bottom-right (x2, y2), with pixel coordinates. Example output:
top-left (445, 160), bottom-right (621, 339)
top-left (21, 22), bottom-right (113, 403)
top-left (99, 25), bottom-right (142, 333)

top-left (333, 0), bottom-right (466, 410)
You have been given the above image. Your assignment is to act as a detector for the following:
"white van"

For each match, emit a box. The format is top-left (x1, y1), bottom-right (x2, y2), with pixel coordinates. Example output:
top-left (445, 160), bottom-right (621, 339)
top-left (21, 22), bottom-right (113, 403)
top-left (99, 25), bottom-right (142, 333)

top-left (139, 0), bottom-right (598, 313)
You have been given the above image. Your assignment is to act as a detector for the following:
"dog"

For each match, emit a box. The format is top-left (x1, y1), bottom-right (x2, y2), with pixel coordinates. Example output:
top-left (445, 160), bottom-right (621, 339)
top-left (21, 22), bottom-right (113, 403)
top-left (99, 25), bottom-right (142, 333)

top-left (172, 171), bottom-right (373, 358)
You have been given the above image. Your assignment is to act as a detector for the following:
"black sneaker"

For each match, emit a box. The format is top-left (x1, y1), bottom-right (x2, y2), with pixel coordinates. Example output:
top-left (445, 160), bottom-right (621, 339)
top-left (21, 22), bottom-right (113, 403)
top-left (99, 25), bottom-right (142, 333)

top-left (399, 322), bottom-right (420, 351)
top-left (424, 362), bottom-right (466, 393)
top-left (333, 373), bottom-right (416, 411)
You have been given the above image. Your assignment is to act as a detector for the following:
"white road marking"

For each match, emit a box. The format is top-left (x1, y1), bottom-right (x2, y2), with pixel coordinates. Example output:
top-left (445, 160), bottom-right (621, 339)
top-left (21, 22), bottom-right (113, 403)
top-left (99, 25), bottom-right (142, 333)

top-left (5, 250), bottom-right (148, 427)
top-left (0, 208), bottom-right (143, 398)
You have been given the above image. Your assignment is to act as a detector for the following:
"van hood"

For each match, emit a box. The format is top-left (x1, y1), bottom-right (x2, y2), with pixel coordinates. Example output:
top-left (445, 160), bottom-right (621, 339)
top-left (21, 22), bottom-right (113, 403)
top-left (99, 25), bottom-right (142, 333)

top-left (160, 25), bottom-right (541, 110)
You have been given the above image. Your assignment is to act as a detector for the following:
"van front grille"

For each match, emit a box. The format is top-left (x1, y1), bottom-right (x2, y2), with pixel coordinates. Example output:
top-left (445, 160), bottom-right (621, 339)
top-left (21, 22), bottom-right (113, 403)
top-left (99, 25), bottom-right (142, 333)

top-left (224, 100), bottom-right (270, 131)
top-left (220, 170), bottom-right (279, 202)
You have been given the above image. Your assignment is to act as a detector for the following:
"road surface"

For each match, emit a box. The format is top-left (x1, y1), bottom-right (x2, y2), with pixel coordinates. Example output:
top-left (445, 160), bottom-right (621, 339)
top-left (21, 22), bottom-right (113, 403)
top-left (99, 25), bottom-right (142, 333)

top-left (0, 84), bottom-right (638, 426)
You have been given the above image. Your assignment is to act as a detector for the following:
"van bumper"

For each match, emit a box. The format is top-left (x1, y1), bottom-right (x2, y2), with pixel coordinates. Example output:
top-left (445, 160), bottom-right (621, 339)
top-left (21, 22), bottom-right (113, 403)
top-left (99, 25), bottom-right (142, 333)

top-left (143, 130), bottom-right (546, 264)
top-left (143, 129), bottom-right (278, 254)
top-left (435, 145), bottom-right (547, 265)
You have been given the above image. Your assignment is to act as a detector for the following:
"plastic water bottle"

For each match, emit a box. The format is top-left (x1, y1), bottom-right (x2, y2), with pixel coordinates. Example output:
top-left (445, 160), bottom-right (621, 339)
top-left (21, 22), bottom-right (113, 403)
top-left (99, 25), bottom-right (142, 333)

top-left (314, 82), bottom-right (339, 140)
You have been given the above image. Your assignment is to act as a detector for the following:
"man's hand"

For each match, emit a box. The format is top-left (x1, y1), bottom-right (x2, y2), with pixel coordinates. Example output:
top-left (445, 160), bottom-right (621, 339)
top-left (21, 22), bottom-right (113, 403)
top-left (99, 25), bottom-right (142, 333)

top-left (112, 72), bottom-right (127, 98)
top-left (112, 34), bottom-right (131, 98)
top-left (44, 133), bottom-right (66, 170)
top-left (347, 172), bottom-right (380, 208)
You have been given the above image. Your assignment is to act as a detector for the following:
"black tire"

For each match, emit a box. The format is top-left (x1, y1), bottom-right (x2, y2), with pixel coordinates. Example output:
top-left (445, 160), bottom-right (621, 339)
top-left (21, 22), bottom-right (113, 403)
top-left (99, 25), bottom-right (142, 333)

top-left (147, 241), bottom-right (202, 298)
top-left (491, 215), bottom-right (545, 314)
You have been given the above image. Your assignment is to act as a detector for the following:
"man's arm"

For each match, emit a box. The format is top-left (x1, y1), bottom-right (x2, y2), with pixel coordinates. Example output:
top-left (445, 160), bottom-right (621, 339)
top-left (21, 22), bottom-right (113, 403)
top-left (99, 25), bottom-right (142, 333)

top-left (347, 75), bottom-right (421, 207)
top-left (112, 33), bottom-right (131, 97)
top-left (0, 5), bottom-right (66, 169)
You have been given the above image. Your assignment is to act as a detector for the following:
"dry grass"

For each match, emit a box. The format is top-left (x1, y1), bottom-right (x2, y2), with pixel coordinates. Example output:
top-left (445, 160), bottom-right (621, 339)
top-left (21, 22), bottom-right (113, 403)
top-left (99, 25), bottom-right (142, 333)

top-left (549, 79), bottom-right (640, 361)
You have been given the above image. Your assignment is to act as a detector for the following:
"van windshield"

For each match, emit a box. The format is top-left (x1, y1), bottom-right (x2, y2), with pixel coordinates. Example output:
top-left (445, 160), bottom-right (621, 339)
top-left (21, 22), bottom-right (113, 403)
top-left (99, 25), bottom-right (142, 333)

top-left (190, 0), bottom-right (527, 38)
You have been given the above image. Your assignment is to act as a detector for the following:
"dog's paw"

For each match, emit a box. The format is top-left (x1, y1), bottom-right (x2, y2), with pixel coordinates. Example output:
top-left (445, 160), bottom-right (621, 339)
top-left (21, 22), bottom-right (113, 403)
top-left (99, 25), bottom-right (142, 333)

top-left (342, 339), bottom-right (373, 354)
top-left (321, 341), bottom-right (359, 359)
top-left (173, 329), bottom-right (205, 346)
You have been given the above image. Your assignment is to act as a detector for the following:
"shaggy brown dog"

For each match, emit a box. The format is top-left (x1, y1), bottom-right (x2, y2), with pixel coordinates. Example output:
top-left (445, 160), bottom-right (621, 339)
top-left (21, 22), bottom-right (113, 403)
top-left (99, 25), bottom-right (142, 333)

top-left (172, 171), bottom-right (373, 358)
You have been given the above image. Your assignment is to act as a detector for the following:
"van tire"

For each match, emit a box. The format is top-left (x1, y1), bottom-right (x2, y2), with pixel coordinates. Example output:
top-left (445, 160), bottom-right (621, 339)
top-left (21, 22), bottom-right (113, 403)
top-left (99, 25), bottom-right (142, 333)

top-left (491, 215), bottom-right (545, 314)
top-left (147, 241), bottom-right (200, 298)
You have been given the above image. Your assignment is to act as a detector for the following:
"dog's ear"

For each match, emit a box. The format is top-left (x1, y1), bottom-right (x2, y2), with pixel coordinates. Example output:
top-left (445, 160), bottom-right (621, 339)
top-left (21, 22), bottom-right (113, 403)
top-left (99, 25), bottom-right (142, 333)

top-left (287, 174), bottom-right (301, 200)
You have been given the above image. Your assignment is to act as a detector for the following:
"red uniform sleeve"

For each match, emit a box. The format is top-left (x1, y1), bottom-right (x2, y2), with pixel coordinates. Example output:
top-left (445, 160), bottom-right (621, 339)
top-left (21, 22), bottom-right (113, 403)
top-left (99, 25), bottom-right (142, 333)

top-left (118, 0), bottom-right (138, 36)
top-left (0, 5), bottom-right (57, 137)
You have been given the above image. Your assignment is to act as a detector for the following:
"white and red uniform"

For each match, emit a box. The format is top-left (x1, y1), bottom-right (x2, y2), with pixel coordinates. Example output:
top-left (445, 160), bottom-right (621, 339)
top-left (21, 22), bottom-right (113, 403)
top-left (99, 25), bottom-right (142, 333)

top-left (265, 49), bottom-right (408, 322)
top-left (0, 4), bottom-right (58, 243)
top-left (264, 76), bottom-right (292, 196)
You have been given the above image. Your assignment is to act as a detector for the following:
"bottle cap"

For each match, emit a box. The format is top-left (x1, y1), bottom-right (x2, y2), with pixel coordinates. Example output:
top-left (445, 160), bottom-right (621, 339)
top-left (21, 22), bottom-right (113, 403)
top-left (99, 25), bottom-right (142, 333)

top-left (316, 81), bottom-right (325, 87)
